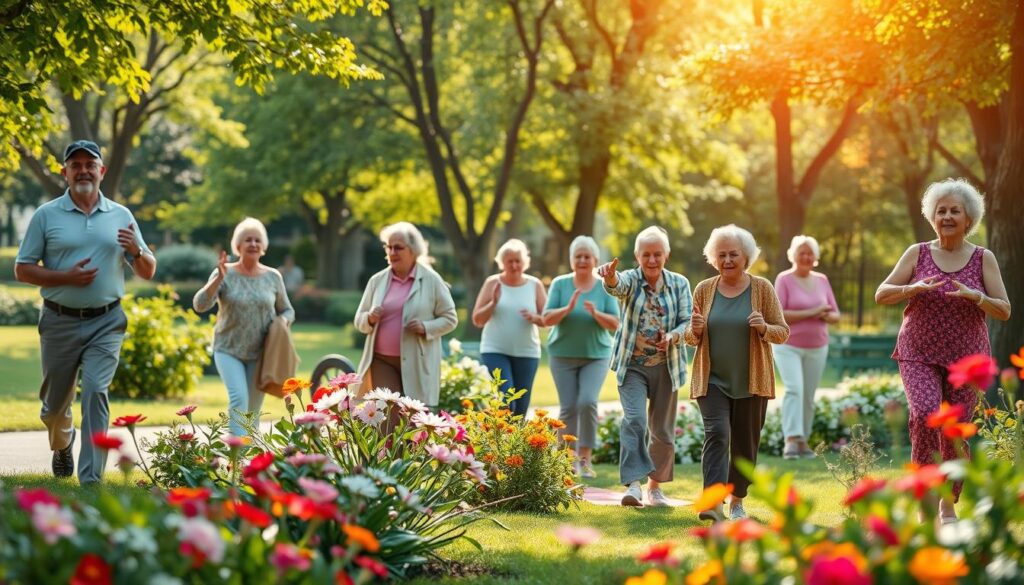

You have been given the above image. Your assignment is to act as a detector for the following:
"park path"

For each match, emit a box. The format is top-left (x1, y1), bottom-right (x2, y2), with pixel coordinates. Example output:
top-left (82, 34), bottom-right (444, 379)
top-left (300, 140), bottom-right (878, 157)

top-left (0, 389), bottom-right (844, 479)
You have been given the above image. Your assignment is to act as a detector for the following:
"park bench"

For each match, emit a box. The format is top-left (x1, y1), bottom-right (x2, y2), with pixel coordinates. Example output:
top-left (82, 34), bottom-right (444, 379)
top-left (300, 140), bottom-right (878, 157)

top-left (828, 333), bottom-right (899, 377)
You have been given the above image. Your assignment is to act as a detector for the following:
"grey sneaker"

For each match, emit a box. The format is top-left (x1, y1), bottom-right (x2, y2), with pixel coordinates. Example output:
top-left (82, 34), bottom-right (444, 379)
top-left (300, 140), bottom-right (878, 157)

top-left (799, 444), bottom-right (818, 459)
top-left (621, 482), bottom-right (644, 507)
top-left (579, 463), bottom-right (597, 479)
top-left (697, 505), bottom-right (723, 522)
top-left (782, 442), bottom-right (801, 460)
top-left (52, 428), bottom-right (75, 478)
top-left (647, 487), bottom-right (670, 507)
top-left (729, 501), bottom-right (747, 520)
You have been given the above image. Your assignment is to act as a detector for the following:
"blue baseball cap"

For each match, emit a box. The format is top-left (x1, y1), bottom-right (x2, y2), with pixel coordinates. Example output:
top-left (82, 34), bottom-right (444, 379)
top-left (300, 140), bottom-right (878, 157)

top-left (63, 140), bottom-right (102, 162)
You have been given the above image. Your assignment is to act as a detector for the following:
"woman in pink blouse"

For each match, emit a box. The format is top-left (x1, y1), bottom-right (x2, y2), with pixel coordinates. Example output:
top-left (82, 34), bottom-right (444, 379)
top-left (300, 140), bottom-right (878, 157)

top-left (773, 235), bottom-right (840, 459)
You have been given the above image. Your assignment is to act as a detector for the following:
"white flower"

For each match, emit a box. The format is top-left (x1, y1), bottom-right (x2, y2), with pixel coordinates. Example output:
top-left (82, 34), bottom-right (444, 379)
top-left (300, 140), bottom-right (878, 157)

top-left (364, 387), bottom-right (403, 403)
top-left (399, 396), bottom-right (428, 413)
top-left (448, 338), bottom-right (462, 354)
top-left (148, 575), bottom-right (184, 585)
top-left (352, 401), bottom-right (387, 426)
top-left (341, 475), bottom-right (380, 498)
top-left (177, 516), bottom-right (225, 563)
top-left (313, 389), bottom-right (351, 412)
top-left (112, 525), bottom-right (157, 554)
top-left (412, 412), bottom-right (449, 432)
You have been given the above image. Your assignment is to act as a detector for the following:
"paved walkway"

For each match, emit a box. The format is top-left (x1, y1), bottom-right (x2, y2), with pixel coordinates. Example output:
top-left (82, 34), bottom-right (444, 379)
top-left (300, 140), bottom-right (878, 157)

top-left (0, 389), bottom-right (843, 477)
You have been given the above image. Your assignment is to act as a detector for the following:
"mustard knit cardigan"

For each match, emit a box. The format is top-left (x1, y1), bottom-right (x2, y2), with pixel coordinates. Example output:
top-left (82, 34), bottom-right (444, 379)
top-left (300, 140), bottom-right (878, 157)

top-left (683, 275), bottom-right (790, 400)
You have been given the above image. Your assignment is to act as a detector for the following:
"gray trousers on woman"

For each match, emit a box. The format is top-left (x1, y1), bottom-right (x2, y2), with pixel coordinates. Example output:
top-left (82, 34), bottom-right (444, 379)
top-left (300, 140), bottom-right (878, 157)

top-left (695, 384), bottom-right (769, 498)
top-left (618, 363), bottom-right (677, 485)
top-left (550, 357), bottom-right (608, 449)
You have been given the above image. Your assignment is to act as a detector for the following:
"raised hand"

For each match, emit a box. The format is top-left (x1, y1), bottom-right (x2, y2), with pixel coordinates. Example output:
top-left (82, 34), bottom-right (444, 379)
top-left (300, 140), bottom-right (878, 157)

top-left (216, 250), bottom-right (228, 279)
top-left (945, 279), bottom-right (983, 304)
top-left (367, 305), bottom-right (384, 326)
top-left (582, 300), bottom-right (596, 315)
top-left (690, 303), bottom-right (705, 336)
top-left (906, 276), bottom-right (945, 297)
top-left (492, 281), bottom-right (503, 306)
top-left (66, 258), bottom-right (98, 287)
top-left (117, 222), bottom-right (140, 257)
top-left (597, 257), bottom-right (620, 286)
top-left (747, 310), bottom-right (767, 334)
top-left (568, 288), bottom-right (582, 310)
top-left (405, 318), bottom-right (426, 336)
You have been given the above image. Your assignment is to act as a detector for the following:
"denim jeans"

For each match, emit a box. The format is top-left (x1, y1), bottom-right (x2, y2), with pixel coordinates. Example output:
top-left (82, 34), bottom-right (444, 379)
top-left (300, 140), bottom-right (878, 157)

top-left (480, 353), bottom-right (539, 417)
top-left (214, 351), bottom-right (263, 436)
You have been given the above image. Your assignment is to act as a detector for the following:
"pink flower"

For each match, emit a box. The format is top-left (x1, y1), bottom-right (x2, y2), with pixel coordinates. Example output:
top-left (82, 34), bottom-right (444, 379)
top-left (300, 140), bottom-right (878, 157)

top-left (15, 487), bottom-right (59, 512)
top-left (287, 453), bottom-right (328, 467)
top-left (270, 543), bottom-right (313, 574)
top-left (31, 503), bottom-right (76, 544)
top-left (294, 412), bottom-right (331, 427)
top-left (354, 555), bottom-right (389, 578)
top-left (177, 517), bottom-right (225, 565)
top-left (865, 515), bottom-right (899, 547)
top-left (425, 444), bottom-right (453, 464)
top-left (805, 555), bottom-right (873, 585)
top-left (328, 372), bottom-right (361, 388)
top-left (947, 353), bottom-right (998, 389)
top-left (450, 446), bottom-right (477, 465)
top-left (225, 436), bottom-right (250, 449)
top-left (555, 524), bottom-right (602, 549)
top-left (176, 405), bottom-right (198, 417)
top-left (298, 477), bottom-right (340, 504)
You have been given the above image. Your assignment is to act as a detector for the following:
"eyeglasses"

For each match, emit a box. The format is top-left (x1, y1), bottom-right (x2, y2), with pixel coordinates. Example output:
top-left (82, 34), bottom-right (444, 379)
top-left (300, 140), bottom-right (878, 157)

top-left (67, 162), bottom-right (101, 172)
top-left (383, 244), bottom-right (407, 252)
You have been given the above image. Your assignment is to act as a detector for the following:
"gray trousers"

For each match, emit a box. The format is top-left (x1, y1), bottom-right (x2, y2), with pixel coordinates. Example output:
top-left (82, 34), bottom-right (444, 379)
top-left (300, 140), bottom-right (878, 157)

top-left (38, 305), bottom-right (127, 484)
top-left (773, 344), bottom-right (829, 439)
top-left (695, 384), bottom-right (768, 498)
top-left (550, 356), bottom-right (608, 449)
top-left (618, 363), bottom-right (677, 485)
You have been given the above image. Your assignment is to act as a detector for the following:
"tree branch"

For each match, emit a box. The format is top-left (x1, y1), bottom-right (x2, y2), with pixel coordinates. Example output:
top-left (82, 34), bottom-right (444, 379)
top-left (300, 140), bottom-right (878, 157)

top-left (931, 138), bottom-right (984, 187)
top-left (796, 96), bottom-right (858, 201)
top-left (527, 188), bottom-right (569, 236)
top-left (584, 0), bottom-right (617, 60)
top-left (15, 143), bottom-right (64, 196)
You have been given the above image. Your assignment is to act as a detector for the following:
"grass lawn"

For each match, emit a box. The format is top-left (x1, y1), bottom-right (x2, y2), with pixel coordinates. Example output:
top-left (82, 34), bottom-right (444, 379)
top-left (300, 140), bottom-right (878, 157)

top-left (0, 455), bottom-right (910, 584)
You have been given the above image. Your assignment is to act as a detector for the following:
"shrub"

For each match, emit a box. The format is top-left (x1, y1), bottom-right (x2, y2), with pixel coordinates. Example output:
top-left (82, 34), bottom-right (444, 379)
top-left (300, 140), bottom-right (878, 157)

top-left (0, 247), bottom-right (17, 283)
top-left (458, 388), bottom-right (581, 513)
top-left (109, 286), bottom-right (212, 399)
top-left (324, 290), bottom-right (363, 326)
top-left (436, 339), bottom-right (493, 414)
top-left (0, 290), bottom-right (38, 325)
top-left (974, 354), bottom-right (1024, 465)
top-left (153, 244), bottom-right (219, 283)
top-left (137, 375), bottom-right (484, 578)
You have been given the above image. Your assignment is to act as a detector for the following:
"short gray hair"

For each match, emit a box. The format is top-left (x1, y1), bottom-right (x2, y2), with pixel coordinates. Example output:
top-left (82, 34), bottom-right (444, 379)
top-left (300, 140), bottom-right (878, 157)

top-left (634, 226), bottom-right (670, 254)
top-left (495, 238), bottom-right (531, 270)
top-left (568, 235), bottom-right (601, 263)
top-left (231, 217), bottom-right (269, 255)
top-left (786, 235), bottom-right (821, 264)
top-left (921, 178), bottom-right (985, 236)
top-left (702, 224), bottom-right (761, 269)
top-left (379, 222), bottom-right (429, 259)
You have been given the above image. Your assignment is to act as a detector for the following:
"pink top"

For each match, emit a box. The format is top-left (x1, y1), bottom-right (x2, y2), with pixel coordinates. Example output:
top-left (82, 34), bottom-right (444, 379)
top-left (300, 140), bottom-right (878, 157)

top-left (373, 266), bottom-right (417, 357)
top-left (774, 270), bottom-right (838, 349)
top-left (893, 243), bottom-right (990, 365)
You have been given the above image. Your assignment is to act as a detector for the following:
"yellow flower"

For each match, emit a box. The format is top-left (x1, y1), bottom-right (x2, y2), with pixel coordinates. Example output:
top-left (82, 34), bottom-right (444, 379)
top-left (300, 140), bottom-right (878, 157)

top-left (534, 409), bottom-right (549, 418)
top-left (685, 560), bottom-right (724, 585)
top-left (626, 569), bottom-right (667, 585)
top-left (692, 483), bottom-right (733, 513)
top-left (908, 547), bottom-right (968, 585)
top-left (461, 399), bottom-right (474, 410)
top-left (547, 419), bottom-right (567, 430)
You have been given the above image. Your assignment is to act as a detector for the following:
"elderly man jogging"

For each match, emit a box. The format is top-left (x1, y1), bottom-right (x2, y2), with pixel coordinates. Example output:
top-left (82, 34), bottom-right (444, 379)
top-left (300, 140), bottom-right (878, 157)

top-left (14, 140), bottom-right (156, 484)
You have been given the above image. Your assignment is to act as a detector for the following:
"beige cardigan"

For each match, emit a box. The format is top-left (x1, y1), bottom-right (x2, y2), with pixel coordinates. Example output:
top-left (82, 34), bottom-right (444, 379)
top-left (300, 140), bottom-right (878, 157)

top-left (683, 275), bottom-right (789, 400)
top-left (353, 264), bottom-right (458, 405)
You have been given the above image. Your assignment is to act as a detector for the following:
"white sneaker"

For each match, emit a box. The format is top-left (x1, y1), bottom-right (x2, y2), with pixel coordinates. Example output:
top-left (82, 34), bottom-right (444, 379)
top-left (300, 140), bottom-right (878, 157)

top-left (621, 482), bottom-right (644, 507)
top-left (647, 487), bottom-right (670, 507)
top-left (729, 501), bottom-right (747, 520)
top-left (579, 463), bottom-right (597, 479)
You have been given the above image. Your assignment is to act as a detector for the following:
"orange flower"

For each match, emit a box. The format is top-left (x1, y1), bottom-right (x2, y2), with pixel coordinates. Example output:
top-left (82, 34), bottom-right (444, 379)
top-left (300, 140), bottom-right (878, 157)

top-left (685, 559), bottom-right (724, 585)
top-left (547, 419), bottom-right (567, 430)
top-left (505, 454), bottom-right (525, 467)
top-left (563, 476), bottom-right (575, 487)
top-left (942, 422), bottom-right (977, 440)
top-left (1008, 347), bottom-right (1024, 377)
top-left (724, 518), bottom-right (767, 542)
top-left (692, 483), bottom-right (733, 513)
top-left (461, 399), bottom-right (474, 410)
top-left (926, 402), bottom-right (966, 428)
top-left (562, 434), bottom-right (578, 443)
top-left (281, 377), bottom-right (311, 396)
top-left (802, 541), bottom-right (868, 573)
top-left (527, 433), bottom-right (551, 450)
top-left (342, 524), bottom-right (380, 553)
top-left (534, 409), bottom-right (549, 418)
top-left (983, 407), bottom-right (998, 417)
top-left (482, 453), bottom-right (496, 463)
top-left (908, 547), bottom-right (968, 585)
top-left (894, 464), bottom-right (946, 499)
top-left (626, 568), bottom-right (668, 585)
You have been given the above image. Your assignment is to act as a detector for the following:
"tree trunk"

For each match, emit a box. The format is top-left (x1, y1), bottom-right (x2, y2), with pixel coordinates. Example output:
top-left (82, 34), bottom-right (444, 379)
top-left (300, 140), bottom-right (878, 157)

top-left (772, 94), bottom-right (800, 271)
top-left (902, 175), bottom-right (935, 242)
top-left (988, 0), bottom-right (1024, 370)
top-left (454, 235), bottom-right (496, 341)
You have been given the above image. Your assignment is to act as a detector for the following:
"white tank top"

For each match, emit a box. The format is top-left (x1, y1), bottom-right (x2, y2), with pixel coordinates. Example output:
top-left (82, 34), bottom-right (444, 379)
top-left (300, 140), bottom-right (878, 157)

top-left (480, 279), bottom-right (542, 358)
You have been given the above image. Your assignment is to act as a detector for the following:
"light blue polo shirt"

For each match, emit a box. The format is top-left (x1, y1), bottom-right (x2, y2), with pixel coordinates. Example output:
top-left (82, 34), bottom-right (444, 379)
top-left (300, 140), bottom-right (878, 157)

top-left (15, 190), bottom-right (151, 309)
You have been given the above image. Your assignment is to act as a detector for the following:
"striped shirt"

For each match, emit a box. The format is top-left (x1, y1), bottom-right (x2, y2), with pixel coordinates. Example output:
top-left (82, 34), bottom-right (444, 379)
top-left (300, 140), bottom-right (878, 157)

top-left (605, 268), bottom-right (693, 391)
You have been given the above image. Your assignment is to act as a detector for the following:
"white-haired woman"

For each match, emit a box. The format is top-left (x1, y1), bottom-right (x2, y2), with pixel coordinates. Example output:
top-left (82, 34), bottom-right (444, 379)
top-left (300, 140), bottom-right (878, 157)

top-left (684, 225), bottom-right (789, 521)
top-left (543, 236), bottom-right (620, 478)
top-left (473, 238), bottom-right (547, 416)
top-left (773, 235), bottom-right (840, 459)
top-left (596, 226), bottom-right (691, 507)
top-left (194, 217), bottom-right (295, 436)
top-left (353, 222), bottom-right (458, 408)
top-left (876, 178), bottom-right (1010, 524)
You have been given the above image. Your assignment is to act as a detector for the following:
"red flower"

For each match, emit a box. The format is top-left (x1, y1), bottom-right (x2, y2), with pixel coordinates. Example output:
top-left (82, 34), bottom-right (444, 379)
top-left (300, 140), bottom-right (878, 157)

top-left (243, 451), bottom-right (276, 477)
top-left (335, 571), bottom-right (355, 585)
top-left (168, 487), bottom-right (211, 517)
top-left (636, 542), bottom-right (676, 566)
top-left (235, 502), bottom-right (273, 528)
top-left (285, 493), bottom-right (339, 522)
top-left (311, 386), bottom-right (335, 404)
top-left (865, 515), bottom-right (899, 547)
top-left (947, 354), bottom-right (998, 389)
top-left (112, 414), bottom-right (147, 428)
top-left (804, 555), bottom-right (873, 585)
top-left (176, 405), bottom-right (198, 417)
top-left (179, 541), bottom-right (208, 569)
top-left (942, 422), bottom-right (978, 440)
top-left (178, 433), bottom-right (196, 442)
top-left (354, 555), bottom-right (389, 578)
top-left (15, 487), bottom-right (59, 512)
top-left (894, 464), bottom-right (946, 499)
top-left (726, 518), bottom-right (768, 542)
top-left (843, 477), bottom-right (887, 506)
top-left (71, 554), bottom-right (112, 585)
top-left (926, 402), bottom-right (966, 429)
top-left (91, 432), bottom-right (123, 451)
